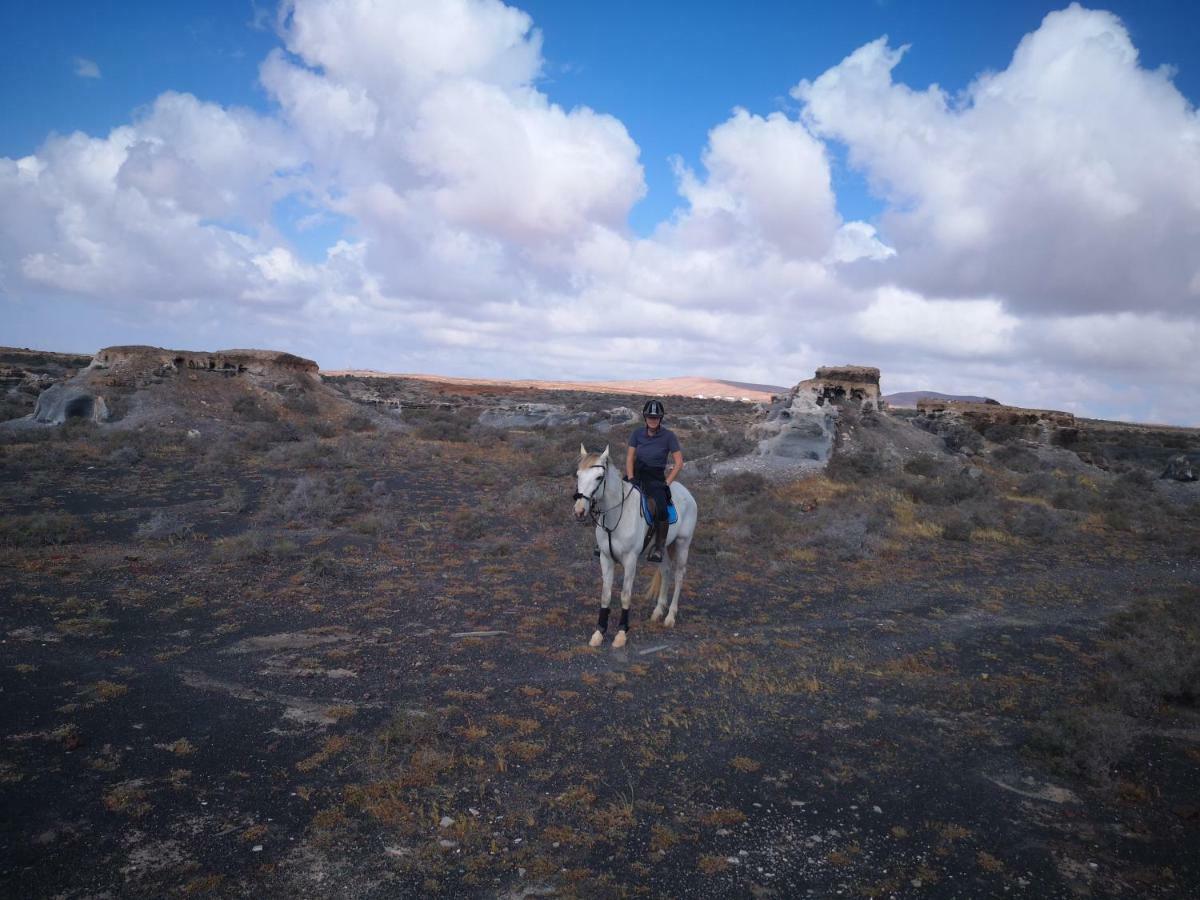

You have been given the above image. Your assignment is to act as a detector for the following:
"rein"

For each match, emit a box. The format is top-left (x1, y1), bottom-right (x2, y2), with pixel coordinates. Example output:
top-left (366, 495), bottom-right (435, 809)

top-left (574, 463), bottom-right (635, 558)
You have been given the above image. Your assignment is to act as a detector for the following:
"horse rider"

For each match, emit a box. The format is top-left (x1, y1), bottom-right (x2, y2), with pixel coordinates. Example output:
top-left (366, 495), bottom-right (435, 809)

top-left (625, 399), bottom-right (683, 563)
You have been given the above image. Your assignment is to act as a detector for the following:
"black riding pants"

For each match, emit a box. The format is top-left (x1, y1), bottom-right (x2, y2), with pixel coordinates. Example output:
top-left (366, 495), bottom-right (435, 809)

top-left (636, 465), bottom-right (671, 523)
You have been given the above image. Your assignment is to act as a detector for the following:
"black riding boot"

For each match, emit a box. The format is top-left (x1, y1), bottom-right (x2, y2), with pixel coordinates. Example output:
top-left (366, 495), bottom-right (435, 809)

top-left (647, 521), bottom-right (669, 563)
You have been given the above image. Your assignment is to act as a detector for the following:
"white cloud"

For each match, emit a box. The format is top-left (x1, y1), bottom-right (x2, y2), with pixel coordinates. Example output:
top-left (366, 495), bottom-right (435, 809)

top-left (793, 3), bottom-right (1200, 316)
top-left (670, 108), bottom-right (839, 259)
top-left (73, 57), bottom-right (101, 79)
top-left (3, 1), bottom-right (1200, 425)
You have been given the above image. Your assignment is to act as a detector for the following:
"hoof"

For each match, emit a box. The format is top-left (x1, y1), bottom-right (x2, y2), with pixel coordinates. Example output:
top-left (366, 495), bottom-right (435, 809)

top-left (589, 630), bottom-right (605, 648)
top-left (650, 607), bottom-right (663, 623)
top-left (663, 615), bottom-right (676, 628)
top-left (612, 630), bottom-right (627, 649)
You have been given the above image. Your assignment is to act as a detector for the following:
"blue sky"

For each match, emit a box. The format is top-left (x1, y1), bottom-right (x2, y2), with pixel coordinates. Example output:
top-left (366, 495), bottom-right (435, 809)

top-left (2, 1), bottom-right (1199, 423)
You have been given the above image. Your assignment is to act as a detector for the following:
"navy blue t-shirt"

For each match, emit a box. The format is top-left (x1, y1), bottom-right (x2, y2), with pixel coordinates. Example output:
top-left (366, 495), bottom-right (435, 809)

top-left (628, 426), bottom-right (681, 469)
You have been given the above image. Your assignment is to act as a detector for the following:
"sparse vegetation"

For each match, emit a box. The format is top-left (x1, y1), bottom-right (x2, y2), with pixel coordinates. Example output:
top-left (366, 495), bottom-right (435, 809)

top-left (1, 370), bottom-right (1197, 897)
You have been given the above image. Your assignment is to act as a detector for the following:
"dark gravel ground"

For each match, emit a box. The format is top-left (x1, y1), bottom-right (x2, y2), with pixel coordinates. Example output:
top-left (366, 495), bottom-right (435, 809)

top-left (2, 383), bottom-right (1199, 898)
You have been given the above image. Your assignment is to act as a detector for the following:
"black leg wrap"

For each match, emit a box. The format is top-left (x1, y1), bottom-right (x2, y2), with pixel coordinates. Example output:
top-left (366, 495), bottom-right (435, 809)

top-left (618, 608), bottom-right (630, 633)
top-left (597, 608), bottom-right (610, 632)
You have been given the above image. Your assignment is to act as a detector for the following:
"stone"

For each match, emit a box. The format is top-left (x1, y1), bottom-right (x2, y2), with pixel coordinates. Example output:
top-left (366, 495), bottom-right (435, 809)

top-left (32, 384), bottom-right (109, 424)
top-left (440, 815), bottom-right (455, 828)
top-left (1161, 454), bottom-right (1197, 482)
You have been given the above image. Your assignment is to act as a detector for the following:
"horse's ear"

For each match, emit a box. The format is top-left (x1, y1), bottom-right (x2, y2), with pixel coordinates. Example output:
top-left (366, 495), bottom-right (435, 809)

top-left (579, 443), bottom-right (588, 458)
top-left (599, 445), bottom-right (610, 461)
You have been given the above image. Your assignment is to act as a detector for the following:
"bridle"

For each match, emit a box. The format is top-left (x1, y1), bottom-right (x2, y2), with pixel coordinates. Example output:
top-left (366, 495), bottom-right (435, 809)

top-left (573, 462), bottom-right (634, 558)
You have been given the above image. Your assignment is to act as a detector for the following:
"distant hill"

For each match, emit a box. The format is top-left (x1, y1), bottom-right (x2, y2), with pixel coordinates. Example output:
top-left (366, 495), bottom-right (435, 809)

top-left (324, 372), bottom-right (787, 402)
top-left (884, 390), bottom-right (1000, 408)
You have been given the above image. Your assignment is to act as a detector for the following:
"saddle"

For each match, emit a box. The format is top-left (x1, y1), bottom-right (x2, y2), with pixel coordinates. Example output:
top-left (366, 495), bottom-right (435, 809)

top-left (640, 495), bottom-right (678, 526)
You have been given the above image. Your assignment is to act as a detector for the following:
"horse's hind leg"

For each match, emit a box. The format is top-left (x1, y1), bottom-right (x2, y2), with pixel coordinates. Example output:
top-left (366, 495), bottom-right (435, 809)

top-left (664, 538), bottom-right (690, 628)
top-left (651, 546), bottom-right (673, 622)
top-left (589, 552), bottom-right (615, 648)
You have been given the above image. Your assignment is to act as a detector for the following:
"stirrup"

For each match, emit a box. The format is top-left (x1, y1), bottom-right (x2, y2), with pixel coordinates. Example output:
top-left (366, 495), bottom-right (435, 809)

top-left (648, 546), bottom-right (663, 563)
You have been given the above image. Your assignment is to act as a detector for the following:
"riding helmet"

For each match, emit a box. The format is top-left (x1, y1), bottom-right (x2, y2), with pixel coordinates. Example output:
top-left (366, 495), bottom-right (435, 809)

top-left (642, 399), bottom-right (666, 418)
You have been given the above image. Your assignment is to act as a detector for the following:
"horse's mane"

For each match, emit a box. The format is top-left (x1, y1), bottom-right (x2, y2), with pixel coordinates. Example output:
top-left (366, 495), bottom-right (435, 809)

top-left (579, 452), bottom-right (608, 470)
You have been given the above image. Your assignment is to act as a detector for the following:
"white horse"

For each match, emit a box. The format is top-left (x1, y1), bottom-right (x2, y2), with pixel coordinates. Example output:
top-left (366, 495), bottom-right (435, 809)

top-left (573, 445), bottom-right (698, 648)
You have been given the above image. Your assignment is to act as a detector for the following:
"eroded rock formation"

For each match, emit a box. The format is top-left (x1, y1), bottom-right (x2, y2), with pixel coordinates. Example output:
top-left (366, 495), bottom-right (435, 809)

top-left (33, 384), bottom-right (110, 424)
top-left (813, 366), bottom-right (884, 411)
top-left (93, 346), bottom-right (318, 377)
top-left (4, 345), bottom-right (324, 430)
top-left (751, 365), bottom-right (883, 463)
top-left (915, 398), bottom-right (1075, 428)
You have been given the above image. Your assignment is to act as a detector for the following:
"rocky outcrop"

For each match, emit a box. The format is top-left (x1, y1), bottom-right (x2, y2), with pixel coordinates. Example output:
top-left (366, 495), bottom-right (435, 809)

top-left (32, 384), bottom-right (109, 424)
top-left (915, 398), bottom-right (1075, 428)
top-left (92, 346), bottom-right (318, 377)
top-left (751, 365), bottom-right (883, 463)
top-left (813, 366), bottom-right (884, 410)
top-left (1161, 454), bottom-right (1197, 482)
top-left (885, 391), bottom-right (999, 408)
top-left (914, 399), bottom-right (1078, 455)
top-left (4, 344), bottom-right (323, 430)
top-left (592, 406), bottom-right (638, 433)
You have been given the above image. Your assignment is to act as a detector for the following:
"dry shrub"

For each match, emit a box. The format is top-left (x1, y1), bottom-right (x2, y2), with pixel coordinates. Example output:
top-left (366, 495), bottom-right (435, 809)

top-left (212, 530), bottom-right (300, 562)
top-left (264, 472), bottom-right (368, 526)
top-left (1105, 590), bottom-right (1200, 711)
top-left (1028, 705), bottom-right (1135, 783)
top-left (136, 510), bottom-right (195, 542)
top-left (0, 512), bottom-right (85, 547)
top-left (283, 391), bottom-right (319, 416)
top-left (232, 395), bottom-right (279, 424)
top-left (720, 472), bottom-right (768, 497)
top-left (408, 407), bottom-right (474, 443)
top-left (450, 508), bottom-right (487, 541)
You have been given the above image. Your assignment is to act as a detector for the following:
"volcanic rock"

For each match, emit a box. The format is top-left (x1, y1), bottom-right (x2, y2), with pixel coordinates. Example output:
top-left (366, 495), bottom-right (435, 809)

top-left (32, 384), bottom-right (110, 424)
top-left (1161, 454), bottom-right (1198, 482)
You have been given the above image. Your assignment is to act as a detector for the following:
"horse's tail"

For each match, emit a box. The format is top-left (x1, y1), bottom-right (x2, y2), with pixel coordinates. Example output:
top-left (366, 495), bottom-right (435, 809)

top-left (644, 569), bottom-right (662, 602)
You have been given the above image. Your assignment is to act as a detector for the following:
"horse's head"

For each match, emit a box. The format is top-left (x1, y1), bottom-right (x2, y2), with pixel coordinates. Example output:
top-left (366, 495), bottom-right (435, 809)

top-left (573, 444), bottom-right (610, 521)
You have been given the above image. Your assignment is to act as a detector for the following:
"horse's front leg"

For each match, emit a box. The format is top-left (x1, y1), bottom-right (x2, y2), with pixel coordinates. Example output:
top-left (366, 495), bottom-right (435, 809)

top-left (611, 552), bottom-right (638, 649)
top-left (589, 551), bottom-right (616, 648)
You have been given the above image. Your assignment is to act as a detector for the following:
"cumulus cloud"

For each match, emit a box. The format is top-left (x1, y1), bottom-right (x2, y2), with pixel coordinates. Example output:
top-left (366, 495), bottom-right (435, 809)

top-left (670, 108), bottom-right (840, 259)
top-left (73, 57), bottom-right (101, 79)
top-left (794, 3), bottom-right (1200, 316)
top-left (3, 1), bottom-right (1200, 424)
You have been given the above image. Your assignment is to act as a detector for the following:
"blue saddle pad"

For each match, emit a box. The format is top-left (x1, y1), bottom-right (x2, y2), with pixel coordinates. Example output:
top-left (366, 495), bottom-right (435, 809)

top-left (641, 495), bottom-right (678, 526)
